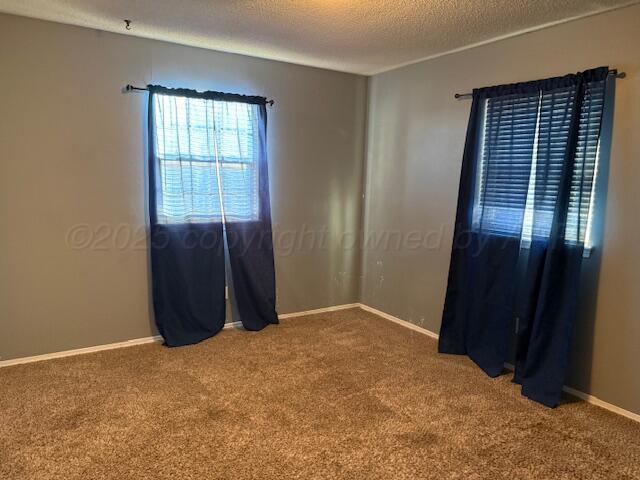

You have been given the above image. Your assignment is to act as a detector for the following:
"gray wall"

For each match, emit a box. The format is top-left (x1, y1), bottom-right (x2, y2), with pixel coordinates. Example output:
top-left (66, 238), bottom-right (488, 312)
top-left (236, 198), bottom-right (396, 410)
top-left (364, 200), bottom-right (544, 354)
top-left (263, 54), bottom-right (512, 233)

top-left (362, 4), bottom-right (640, 414)
top-left (0, 14), bottom-right (367, 360)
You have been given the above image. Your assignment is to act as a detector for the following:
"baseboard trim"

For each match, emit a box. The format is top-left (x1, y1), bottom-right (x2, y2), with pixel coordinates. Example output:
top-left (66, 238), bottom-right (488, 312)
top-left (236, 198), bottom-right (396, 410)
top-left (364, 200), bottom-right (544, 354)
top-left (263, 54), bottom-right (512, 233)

top-left (0, 303), bottom-right (360, 368)
top-left (278, 303), bottom-right (361, 319)
top-left (360, 303), bottom-right (640, 424)
top-left (561, 386), bottom-right (640, 423)
top-left (0, 335), bottom-right (164, 368)
top-left (358, 304), bottom-right (440, 340)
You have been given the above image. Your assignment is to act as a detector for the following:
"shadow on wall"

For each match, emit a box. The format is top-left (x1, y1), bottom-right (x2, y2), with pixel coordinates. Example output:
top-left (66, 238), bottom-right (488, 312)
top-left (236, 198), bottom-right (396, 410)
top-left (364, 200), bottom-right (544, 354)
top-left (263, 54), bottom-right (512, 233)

top-left (566, 77), bottom-right (616, 394)
top-left (361, 90), bottom-right (412, 306)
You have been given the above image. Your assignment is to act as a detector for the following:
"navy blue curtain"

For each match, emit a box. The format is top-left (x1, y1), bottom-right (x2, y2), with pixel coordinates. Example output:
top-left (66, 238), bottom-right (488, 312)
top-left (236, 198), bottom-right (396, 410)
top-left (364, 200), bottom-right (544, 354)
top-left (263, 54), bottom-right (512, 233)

top-left (147, 85), bottom-right (277, 347)
top-left (439, 67), bottom-right (610, 407)
top-left (225, 104), bottom-right (279, 331)
top-left (148, 223), bottom-right (226, 347)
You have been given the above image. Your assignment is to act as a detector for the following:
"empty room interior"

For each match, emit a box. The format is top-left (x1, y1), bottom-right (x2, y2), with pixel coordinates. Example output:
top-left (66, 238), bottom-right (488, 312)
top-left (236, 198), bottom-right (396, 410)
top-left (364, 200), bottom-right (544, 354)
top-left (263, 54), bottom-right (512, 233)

top-left (2, 1), bottom-right (640, 478)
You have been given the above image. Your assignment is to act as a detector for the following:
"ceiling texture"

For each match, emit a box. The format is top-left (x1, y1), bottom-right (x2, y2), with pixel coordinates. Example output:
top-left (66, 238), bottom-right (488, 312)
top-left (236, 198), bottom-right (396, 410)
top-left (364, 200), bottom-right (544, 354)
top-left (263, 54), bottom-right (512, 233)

top-left (0, 0), bottom-right (637, 75)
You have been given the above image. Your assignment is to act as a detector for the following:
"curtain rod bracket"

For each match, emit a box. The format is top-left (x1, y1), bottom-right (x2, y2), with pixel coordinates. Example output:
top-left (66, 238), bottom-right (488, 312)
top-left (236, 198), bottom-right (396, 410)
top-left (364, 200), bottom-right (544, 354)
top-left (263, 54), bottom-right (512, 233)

top-left (124, 84), bottom-right (147, 93)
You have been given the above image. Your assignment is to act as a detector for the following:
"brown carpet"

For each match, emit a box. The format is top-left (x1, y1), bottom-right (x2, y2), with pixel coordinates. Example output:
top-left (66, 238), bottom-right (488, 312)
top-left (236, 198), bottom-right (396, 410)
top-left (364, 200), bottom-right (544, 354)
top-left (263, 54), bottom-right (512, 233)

top-left (1, 308), bottom-right (639, 479)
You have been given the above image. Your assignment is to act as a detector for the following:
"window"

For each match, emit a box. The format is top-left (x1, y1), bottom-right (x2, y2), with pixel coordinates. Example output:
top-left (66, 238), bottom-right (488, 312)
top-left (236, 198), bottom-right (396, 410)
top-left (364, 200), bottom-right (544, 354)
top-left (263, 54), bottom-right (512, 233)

top-left (472, 78), bottom-right (606, 248)
top-left (152, 93), bottom-right (260, 224)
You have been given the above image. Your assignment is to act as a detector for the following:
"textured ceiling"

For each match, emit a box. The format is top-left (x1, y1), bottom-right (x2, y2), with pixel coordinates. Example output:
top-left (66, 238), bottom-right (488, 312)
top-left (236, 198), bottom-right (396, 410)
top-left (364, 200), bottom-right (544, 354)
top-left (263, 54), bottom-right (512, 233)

top-left (0, 0), bottom-right (636, 74)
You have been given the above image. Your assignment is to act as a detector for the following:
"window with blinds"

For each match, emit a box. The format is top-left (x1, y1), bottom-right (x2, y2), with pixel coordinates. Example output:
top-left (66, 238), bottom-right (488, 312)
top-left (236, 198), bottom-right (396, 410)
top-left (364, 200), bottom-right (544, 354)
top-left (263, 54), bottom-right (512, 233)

top-left (472, 79), bottom-right (605, 246)
top-left (152, 94), bottom-right (260, 224)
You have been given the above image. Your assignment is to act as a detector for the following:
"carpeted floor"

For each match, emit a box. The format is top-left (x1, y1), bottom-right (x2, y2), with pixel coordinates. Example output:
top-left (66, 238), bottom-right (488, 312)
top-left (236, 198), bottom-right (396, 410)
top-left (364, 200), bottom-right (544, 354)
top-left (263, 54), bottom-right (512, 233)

top-left (1, 308), bottom-right (639, 479)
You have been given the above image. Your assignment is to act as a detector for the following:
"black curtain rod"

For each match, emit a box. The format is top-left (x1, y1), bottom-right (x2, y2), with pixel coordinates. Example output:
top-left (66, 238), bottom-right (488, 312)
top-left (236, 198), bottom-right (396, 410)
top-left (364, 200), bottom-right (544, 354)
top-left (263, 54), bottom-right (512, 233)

top-left (124, 84), bottom-right (275, 106)
top-left (454, 70), bottom-right (626, 99)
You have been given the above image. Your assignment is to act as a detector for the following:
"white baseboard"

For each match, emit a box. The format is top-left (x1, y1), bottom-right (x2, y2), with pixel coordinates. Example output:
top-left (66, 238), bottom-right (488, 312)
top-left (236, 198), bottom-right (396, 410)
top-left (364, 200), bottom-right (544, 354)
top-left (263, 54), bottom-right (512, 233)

top-left (278, 303), bottom-right (361, 319)
top-left (0, 304), bottom-right (360, 368)
top-left (223, 321), bottom-right (243, 330)
top-left (358, 304), bottom-right (440, 340)
top-left (561, 386), bottom-right (640, 423)
top-left (360, 303), bottom-right (640, 424)
top-left (0, 335), bottom-right (164, 368)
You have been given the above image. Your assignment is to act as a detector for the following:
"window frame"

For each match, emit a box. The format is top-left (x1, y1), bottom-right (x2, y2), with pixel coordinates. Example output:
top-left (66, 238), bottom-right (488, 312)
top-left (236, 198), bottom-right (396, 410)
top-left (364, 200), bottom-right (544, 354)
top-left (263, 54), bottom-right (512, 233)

top-left (152, 94), bottom-right (261, 225)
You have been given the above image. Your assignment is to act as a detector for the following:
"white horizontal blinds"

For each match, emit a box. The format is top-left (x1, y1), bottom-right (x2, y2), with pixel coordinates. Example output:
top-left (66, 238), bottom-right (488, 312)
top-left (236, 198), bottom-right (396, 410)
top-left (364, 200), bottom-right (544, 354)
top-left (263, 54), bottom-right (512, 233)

top-left (565, 79), bottom-right (606, 244)
top-left (473, 92), bottom-right (540, 236)
top-left (152, 94), bottom-right (259, 224)
top-left (529, 85), bottom-right (577, 240)
top-left (214, 101), bottom-right (260, 222)
top-left (154, 94), bottom-right (222, 223)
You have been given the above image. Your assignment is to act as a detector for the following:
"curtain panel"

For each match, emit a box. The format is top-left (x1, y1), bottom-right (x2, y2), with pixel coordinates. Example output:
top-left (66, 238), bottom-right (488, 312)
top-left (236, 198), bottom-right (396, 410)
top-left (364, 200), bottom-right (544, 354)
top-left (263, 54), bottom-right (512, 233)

top-left (147, 85), bottom-right (278, 347)
top-left (439, 67), bottom-right (610, 407)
